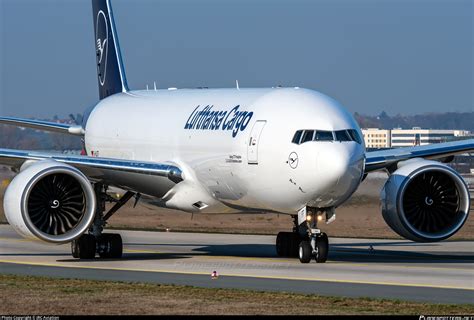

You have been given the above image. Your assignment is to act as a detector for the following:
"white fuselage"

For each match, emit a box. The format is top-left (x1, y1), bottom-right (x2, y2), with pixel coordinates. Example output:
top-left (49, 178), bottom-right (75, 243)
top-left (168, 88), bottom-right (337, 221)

top-left (84, 87), bottom-right (365, 214)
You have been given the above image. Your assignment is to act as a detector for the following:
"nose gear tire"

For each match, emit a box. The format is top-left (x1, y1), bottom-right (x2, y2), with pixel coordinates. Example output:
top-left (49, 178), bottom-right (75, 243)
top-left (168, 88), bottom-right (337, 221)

top-left (315, 233), bottom-right (328, 263)
top-left (298, 240), bottom-right (312, 263)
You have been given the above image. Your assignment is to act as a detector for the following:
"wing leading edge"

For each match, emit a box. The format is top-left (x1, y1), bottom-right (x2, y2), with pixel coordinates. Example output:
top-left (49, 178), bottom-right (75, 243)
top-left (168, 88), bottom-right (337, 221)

top-left (0, 117), bottom-right (85, 135)
top-left (365, 139), bottom-right (474, 173)
top-left (0, 148), bottom-right (183, 198)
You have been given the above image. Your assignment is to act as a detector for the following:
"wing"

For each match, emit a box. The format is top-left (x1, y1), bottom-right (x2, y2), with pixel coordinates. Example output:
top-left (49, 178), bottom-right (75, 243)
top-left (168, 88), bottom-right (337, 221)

top-left (0, 148), bottom-right (183, 198)
top-left (365, 139), bottom-right (474, 173)
top-left (0, 117), bottom-right (84, 135)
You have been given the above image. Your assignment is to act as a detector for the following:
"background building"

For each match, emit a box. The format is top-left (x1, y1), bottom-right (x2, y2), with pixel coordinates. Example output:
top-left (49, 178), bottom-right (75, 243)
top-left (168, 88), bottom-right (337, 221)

top-left (362, 128), bottom-right (471, 149)
top-left (391, 128), bottom-right (470, 147)
top-left (362, 128), bottom-right (391, 149)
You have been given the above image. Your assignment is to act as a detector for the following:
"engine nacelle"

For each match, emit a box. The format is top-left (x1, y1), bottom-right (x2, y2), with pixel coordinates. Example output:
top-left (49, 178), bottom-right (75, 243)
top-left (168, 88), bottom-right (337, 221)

top-left (4, 160), bottom-right (96, 243)
top-left (381, 159), bottom-right (470, 242)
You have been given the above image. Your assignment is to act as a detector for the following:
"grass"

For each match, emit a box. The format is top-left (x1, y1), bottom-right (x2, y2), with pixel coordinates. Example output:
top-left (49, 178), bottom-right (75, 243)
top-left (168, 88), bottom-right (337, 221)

top-left (0, 274), bottom-right (472, 315)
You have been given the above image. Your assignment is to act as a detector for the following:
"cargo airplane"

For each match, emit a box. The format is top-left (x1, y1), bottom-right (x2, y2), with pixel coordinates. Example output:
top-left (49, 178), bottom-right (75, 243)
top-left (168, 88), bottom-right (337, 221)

top-left (1, 0), bottom-right (472, 263)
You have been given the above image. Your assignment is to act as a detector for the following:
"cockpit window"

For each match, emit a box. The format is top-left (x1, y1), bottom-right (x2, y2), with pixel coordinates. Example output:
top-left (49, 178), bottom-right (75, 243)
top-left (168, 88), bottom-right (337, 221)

top-left (315, 130), bottom-right (334, 141)
top-left (347, 129), bottom-right (362, 144)
top-left (335, 130), bottom-right (352, 142)
top-left (292, 128), bottom-right (361, 145)
top-left (301, 130), bottom-right (315, 143)
top-left (292, 130), bottom-right (303, 144)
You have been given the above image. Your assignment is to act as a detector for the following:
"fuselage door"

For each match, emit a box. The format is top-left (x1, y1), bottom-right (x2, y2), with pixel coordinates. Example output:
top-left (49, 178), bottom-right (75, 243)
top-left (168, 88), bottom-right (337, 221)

top-left (247, 120), bottom-right (267, 164)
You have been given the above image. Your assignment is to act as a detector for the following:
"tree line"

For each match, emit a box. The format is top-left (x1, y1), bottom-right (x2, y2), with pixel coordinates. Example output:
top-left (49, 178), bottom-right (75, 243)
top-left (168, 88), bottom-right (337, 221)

top-left (354, 111), bottom-right (474, 131)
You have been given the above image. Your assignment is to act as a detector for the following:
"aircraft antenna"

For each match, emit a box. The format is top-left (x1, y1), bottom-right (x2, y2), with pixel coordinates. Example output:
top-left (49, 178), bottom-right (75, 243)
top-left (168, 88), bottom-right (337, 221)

top-left (236, 80), bottom-right (240, 90)
top-left (154, 81), bottom-right (157, 91)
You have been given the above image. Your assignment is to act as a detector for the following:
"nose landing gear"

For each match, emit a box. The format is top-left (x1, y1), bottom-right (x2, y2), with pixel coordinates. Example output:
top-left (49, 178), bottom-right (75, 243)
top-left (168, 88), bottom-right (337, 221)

top-left (299, 232), bottom-right (328, 263)
top-left (276, 207), bottom-right (332, 263)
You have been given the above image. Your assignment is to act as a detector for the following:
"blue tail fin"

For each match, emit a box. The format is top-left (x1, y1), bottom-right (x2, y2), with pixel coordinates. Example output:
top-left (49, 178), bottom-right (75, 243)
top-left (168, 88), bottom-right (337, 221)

top-left (92, 0), bottom-right (128, 99)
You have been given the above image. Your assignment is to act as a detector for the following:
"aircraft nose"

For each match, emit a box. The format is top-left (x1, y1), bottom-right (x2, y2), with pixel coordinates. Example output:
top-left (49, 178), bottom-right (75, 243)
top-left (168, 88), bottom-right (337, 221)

top-left (333, 151), bottom-right (351, 183)
top-left (317, 142), bottom-right (361, 187)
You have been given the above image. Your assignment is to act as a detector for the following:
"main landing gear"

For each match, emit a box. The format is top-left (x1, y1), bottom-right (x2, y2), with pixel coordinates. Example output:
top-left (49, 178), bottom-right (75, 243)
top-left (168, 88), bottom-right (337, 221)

top-left (276, 207), bottom-right (333, 263)
top-left (72, 233), bottom-right (123, 259)
top-left (71, 184), bottom-right (136, 259)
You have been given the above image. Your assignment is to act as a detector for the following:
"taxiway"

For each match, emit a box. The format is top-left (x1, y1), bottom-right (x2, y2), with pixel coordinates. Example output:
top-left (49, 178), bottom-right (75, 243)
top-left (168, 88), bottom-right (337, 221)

top-left (0, 225), bottom-right (472, 304)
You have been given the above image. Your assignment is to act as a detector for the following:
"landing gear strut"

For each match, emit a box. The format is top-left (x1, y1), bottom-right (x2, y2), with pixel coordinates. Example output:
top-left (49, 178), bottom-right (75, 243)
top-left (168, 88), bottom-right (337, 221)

top-left (71, 184), bottom-right (135, 259)
top-left (276, 207), bottom-right (331, 263)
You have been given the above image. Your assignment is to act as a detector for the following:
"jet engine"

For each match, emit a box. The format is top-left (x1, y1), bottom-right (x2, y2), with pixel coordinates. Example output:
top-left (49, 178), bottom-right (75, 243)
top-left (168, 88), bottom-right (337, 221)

top-left (3, 160), bottom-right (96, 243)
top-left (381, 159), bottom-right (470, 242)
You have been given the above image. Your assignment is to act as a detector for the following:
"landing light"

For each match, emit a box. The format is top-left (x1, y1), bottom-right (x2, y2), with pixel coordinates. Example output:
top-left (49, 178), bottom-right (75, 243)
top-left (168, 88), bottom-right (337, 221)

top-left (306, 215), bottom-right (312, 222)
top-left (317, 215), bottom-right (323, 222)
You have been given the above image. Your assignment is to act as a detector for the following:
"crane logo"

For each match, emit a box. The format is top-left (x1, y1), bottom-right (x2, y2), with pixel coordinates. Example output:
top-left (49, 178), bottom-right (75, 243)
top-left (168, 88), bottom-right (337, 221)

top-left (96, 10), bottom-right (109, 86)
top-left (288, 152), bottom-right (299, 169)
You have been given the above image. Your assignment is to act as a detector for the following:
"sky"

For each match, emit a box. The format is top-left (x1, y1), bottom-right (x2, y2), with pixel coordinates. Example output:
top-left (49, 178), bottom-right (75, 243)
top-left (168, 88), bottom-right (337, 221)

top-left (0, 0), bottom-right (472, 118)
